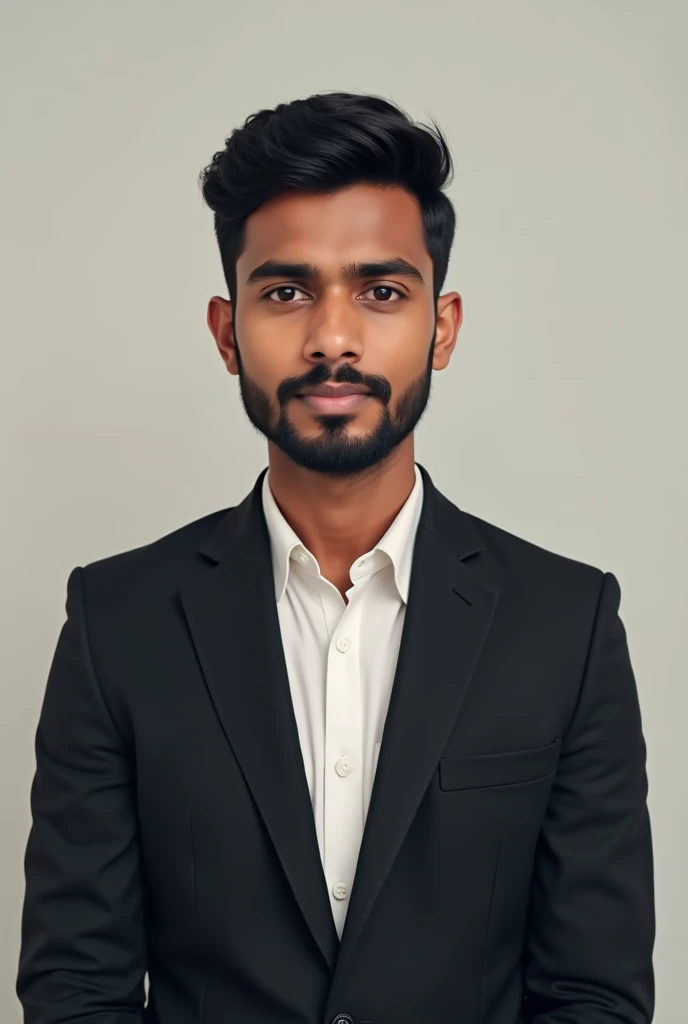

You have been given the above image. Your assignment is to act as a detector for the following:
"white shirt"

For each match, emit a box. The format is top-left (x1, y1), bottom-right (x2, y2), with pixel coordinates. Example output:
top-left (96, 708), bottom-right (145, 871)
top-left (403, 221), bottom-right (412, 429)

top-left (261, 463), bottom-right (424, 940)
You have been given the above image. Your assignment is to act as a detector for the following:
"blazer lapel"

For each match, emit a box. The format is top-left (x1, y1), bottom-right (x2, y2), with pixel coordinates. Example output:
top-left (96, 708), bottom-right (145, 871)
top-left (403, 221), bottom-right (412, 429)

top-left (331, 464), bottom-right (501, 984)
top-left (179, 463), bottom-right (501, 982)
top-left (179, 470), bottom-right (340, 971)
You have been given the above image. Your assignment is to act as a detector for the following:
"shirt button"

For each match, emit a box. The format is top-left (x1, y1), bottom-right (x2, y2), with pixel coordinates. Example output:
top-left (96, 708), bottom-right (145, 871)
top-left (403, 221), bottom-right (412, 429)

top-left (335, 758), bottom-right (352, 777)
top-left (335, 635), bottom-right (352, 653)
top-left (332, 881), bottom-right (349, 900)
top-left (296, 551), bottom-right (308, 565)
top-left (331, 1016), bottom-right (354, 1024)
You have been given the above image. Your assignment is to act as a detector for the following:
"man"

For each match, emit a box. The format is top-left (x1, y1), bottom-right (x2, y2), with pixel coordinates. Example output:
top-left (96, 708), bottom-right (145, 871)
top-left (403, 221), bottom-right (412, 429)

top-left (17, 91), bottom-right (654, 1024)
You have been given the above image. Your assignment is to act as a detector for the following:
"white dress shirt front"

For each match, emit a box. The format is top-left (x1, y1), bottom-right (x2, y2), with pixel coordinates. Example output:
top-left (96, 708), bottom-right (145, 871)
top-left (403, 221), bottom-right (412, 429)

top-left (261, 463), bottom-right (424, 940)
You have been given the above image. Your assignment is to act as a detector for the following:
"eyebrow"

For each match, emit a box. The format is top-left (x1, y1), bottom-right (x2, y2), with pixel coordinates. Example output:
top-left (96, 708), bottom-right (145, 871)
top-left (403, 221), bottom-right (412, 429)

top-left (245, 257), bottom-right (425, 286)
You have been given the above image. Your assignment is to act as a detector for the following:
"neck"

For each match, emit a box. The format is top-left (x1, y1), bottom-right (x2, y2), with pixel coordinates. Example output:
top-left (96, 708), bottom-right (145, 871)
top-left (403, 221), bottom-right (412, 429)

top-left (265, 437), bottom-right (417, 577)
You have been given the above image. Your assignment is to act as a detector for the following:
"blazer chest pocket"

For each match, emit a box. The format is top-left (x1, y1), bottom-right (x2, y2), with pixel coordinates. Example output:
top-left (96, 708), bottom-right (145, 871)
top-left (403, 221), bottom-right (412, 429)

top-left (439, 737), bottom-right (560, 791)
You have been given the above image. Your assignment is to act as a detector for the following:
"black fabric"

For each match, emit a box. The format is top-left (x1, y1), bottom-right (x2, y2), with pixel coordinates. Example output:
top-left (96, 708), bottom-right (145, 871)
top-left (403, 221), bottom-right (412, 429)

top-left (17, 464), bottom-right (655, 1024)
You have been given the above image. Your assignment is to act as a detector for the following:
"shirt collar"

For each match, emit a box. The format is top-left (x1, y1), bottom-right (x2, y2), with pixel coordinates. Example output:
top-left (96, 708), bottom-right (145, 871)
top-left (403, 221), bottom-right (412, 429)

top-left (261, 463), bottom-right (424, 606)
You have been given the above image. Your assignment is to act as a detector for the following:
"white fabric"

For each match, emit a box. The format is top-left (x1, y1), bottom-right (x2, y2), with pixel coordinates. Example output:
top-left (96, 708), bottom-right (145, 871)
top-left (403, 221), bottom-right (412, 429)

top-left (261, 463), bottom-right (424, 940)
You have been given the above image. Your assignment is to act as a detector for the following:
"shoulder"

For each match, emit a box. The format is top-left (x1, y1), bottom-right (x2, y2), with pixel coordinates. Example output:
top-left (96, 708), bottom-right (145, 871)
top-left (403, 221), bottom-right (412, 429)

top-left (458, 506), bottom-right (610, 608)
top-left (451, 509), bottom-right (623, 667)
top-left (472, 508), bottom-right (603, 572)
top-left (75, 506), bottom-right (233, 608)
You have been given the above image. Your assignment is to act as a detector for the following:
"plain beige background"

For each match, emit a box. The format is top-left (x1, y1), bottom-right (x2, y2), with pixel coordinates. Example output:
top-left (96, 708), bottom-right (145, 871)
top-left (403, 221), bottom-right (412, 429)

top-left (2, 1), bottom-right (686, 1020)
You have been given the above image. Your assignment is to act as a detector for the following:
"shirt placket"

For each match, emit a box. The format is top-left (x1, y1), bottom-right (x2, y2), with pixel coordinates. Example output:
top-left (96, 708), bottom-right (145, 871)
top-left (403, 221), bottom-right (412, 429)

top-left (322, 585), bottom-right (364, 927)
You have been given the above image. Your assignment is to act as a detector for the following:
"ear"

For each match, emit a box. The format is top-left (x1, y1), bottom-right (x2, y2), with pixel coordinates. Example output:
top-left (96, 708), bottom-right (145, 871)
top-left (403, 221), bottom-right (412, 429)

top-left (207, 296), bottom-right (239, 376)
top-left (432, 292), bottom-right (463, 370)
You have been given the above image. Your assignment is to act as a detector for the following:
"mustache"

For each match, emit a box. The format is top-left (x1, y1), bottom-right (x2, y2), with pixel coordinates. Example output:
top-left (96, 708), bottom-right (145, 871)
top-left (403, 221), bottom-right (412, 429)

top-left (277, 364), bottom-right (392, 406)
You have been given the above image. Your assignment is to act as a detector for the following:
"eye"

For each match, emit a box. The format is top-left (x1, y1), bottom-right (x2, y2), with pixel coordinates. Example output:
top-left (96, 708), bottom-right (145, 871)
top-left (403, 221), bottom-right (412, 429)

top-left (263, 286), bottom-right (310, 303)
top-left (361, 285), bottom-right (404, 304)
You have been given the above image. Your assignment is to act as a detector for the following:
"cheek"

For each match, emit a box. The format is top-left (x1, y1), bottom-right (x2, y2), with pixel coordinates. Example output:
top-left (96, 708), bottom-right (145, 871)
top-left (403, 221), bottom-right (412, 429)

top-left (238, 327), bottom-right (290, 387)
top-left (390, 345), bottom-right (432, 388)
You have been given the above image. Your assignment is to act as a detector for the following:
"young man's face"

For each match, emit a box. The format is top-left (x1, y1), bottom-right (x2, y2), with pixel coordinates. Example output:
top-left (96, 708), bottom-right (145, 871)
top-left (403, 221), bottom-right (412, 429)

top-left (207, 183), bottom-right (462, 475)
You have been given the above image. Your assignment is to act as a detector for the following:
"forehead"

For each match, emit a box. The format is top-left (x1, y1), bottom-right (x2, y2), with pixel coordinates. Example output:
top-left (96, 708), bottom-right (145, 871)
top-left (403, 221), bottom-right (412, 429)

top-left (238, 184), bottom-right (430, 276)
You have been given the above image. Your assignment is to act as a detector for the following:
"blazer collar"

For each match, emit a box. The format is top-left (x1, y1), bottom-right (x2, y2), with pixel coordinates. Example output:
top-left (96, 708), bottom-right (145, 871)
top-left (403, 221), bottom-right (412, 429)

top-left (197, 461), bottom-right (485, 571)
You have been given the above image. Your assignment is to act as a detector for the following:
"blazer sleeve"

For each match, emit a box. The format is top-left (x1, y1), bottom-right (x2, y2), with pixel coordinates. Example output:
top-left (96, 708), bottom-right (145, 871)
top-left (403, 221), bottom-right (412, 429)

top-left (522, 570), bottom-right (655, 1023)
top-left (16, 566), bottom-right (147, 1024)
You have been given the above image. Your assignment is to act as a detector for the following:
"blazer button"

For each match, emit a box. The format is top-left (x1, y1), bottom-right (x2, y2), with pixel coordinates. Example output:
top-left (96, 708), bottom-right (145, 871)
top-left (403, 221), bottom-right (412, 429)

top-left (331, 1016), bottom-right (354, 1024)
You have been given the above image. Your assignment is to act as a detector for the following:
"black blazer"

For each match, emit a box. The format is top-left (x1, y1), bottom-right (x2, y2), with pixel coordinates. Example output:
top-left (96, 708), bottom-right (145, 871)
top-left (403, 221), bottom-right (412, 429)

top-left (17, 463), bottom-right (655, 1024)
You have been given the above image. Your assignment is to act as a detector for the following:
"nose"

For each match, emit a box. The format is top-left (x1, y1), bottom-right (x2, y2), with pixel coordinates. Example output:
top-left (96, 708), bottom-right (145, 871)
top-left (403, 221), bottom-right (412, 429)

top-left (302, 292), bottom-right (364, 365)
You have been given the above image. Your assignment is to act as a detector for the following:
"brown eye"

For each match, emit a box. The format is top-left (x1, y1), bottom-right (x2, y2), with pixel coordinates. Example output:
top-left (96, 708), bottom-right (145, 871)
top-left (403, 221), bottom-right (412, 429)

top-left (363, 285), bottom-right (404, 303)
top-left (264, 286), bottom-right (308, 303)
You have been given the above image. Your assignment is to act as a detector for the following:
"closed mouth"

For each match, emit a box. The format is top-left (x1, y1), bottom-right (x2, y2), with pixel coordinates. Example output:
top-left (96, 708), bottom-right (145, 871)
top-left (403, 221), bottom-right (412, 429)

top-left (296, 391), bottom-right (372, 414)
top-left (295, 387), bottom-right (371, 399)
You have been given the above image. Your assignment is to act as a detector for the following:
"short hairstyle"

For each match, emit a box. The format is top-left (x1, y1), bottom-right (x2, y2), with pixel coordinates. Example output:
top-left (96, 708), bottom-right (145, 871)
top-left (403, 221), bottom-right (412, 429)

top-left (199, 90), bottom-right (456, 306)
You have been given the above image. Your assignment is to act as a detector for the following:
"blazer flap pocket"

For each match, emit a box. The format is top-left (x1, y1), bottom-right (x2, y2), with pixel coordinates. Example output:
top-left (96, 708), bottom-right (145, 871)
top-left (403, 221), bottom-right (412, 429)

top-left (439, 737), bottom-right (560, 791)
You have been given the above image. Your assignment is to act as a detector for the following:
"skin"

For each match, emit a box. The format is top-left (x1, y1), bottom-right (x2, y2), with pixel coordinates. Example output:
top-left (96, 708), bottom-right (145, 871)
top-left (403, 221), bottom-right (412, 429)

top-left (207, 183), bottom-right (463, 600)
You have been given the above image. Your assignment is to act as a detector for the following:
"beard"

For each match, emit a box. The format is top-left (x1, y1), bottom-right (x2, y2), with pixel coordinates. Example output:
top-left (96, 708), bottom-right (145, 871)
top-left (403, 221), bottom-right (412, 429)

top-left (231, 319), bottom-right (437, 478)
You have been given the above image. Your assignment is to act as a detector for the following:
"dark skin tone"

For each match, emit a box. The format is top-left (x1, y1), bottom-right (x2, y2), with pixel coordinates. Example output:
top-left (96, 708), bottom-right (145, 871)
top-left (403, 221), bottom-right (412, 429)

top-left (207, 184), bottom-right (463, 600)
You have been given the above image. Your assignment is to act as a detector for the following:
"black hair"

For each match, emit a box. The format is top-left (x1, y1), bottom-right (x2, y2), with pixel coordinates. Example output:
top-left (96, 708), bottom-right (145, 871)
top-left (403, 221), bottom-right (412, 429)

top-left (199, 90), bottom-right (456, 306)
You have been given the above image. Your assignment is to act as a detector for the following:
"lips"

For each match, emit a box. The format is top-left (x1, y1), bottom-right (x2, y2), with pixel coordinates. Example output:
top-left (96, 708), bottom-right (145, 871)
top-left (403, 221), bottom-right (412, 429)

top-left (294, 382), bottom-right (372, 414)
top-left (298, 392), bottom-right (372, 414)
top-left (296, 384), bottom-right (370, 398)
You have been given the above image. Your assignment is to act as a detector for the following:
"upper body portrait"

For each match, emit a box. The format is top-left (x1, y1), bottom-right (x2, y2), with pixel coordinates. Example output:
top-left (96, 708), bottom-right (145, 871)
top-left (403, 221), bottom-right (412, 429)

top-left (17, 90), bottom-right (654, 1024)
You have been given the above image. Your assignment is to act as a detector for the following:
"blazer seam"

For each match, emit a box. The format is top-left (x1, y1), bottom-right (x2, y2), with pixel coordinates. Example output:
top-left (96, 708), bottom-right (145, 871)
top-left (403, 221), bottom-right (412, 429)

top-left (72, 564), bottom-right (129, 748)
top-left (561, 568), bottom-right (610, 743)
top-left (480, 836), bottom-right (502, 1023)
top-left (189, 804), bottom-right (197, 913)
top-left (439, 767), bottom-right (556, 793)
top-left (198, 977), bottom-right (207, 1023)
